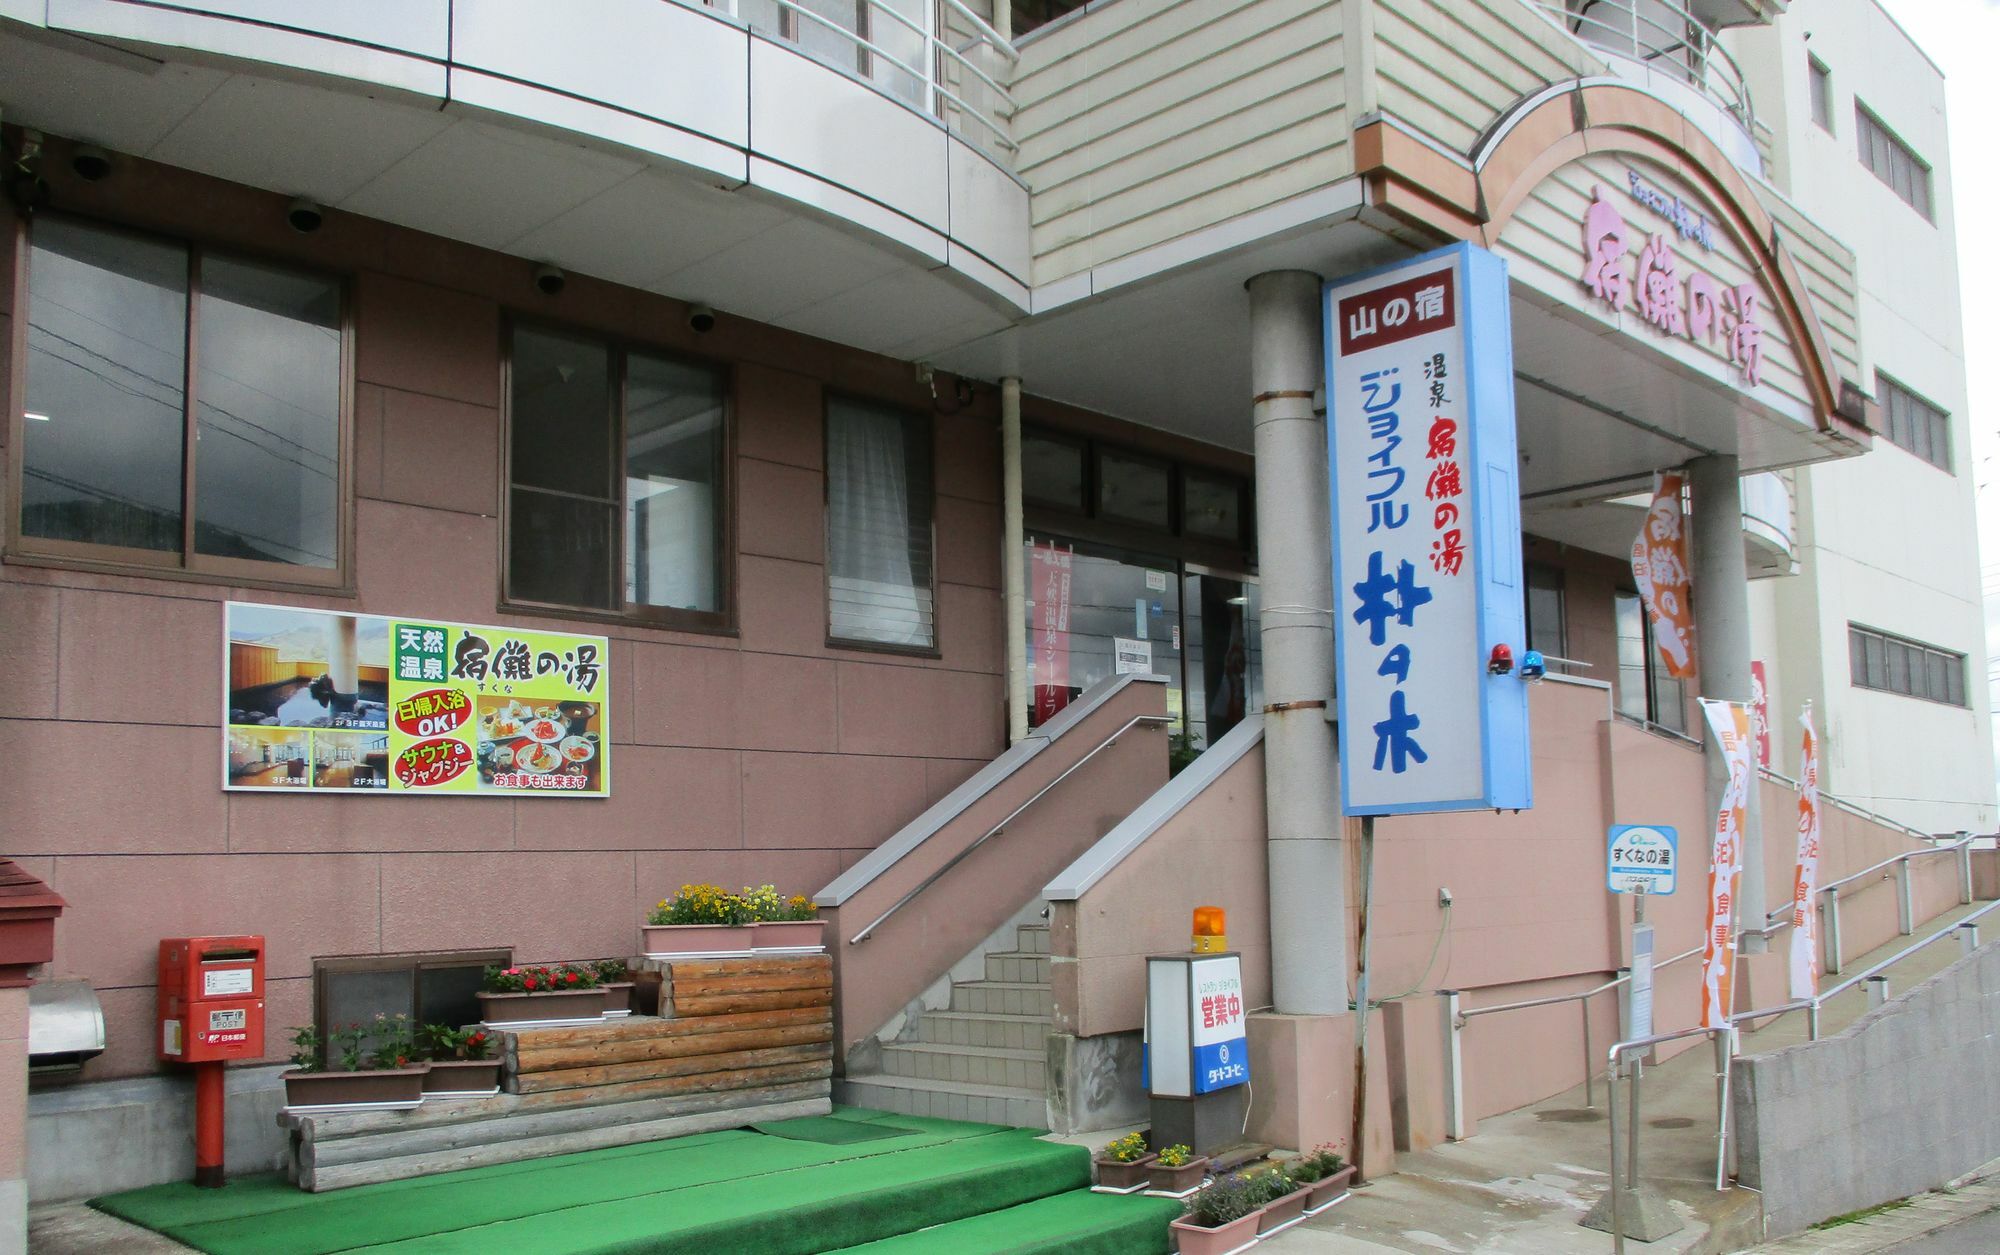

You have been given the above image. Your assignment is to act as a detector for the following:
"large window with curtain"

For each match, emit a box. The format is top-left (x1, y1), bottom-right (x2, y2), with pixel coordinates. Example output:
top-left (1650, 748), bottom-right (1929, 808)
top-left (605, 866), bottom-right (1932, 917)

top-left (503, 324), bottom-right (728, 627)
top-left (826, 396), bottom-right (935, 650)
top-left (16, 214), bottom-right (347, 584)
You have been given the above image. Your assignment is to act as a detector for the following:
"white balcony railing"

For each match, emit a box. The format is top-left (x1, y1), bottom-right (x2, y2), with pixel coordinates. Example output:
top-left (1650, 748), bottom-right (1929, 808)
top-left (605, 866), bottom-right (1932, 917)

top-left (714, 0), bottom-right (1019, 154)
top-left (1530, 0), bottom-right (1757, 139)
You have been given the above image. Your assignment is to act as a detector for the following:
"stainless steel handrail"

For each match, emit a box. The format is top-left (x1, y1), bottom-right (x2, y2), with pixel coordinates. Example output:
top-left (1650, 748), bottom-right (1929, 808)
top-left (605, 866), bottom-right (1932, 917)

top-left (847, 712), bottom-right (1172, 944)
top-left (758, 0), bottom-right (1019, 152)
top-left (1818, 831), bottom-right (1976, 898)
top-left (1759, 766), bottom-right (1939, 841)
top-left (1816, 897), bottom-right (2000, 1005)
top-left (1528, 0), bottom-right (1756, 137)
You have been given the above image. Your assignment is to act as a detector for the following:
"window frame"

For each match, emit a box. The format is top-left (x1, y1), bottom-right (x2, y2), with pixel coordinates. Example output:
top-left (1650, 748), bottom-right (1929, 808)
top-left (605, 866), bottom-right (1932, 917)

top-left (822, 391), bottom-right (939, 658)
top-left (1875, 371), bottom-right (1953, 472)
top-left (7, 212), bottom-right (356, 593)
top-left (1853, 101), bottom-right (1934, 221)
top-left (1093, 444), bottom-right (1177, 533)
top-left (498, 315), bottom-right (737, 634)
top-left (1848, 623), bottom-right (1967, 707)
top-left (312, 947), bottom-right (513, 1048)
top-left (1807, 55), bottom-right (1833, 134)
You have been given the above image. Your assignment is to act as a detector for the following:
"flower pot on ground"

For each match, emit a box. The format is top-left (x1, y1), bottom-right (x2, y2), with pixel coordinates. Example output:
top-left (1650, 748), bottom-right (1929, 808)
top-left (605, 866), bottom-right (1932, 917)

top-left (1091, 1131), bottom-right (1156, 1193)
top-left (1170, 1173), bottom-right (1266, 1255)
top-left (282, 1019), bottom-right (428, 1112)
top-left (1256, 1175), bottom-right (1311, 1235)
top-left (740, 888), bottom-right (826, 953)
top-left (644, 884), bottom-right (753, 958)
top-left (1143, 1143), bottom-right (1208, 1197)
top-left (417, 1024), bottom-right (499, 1097)
top-left (476, 964), bottom-right (606, 1027)
top-left (592, 959), bottom-right (634, 1016)
top-left (1286, 1145), bottom-right (1353, 1214)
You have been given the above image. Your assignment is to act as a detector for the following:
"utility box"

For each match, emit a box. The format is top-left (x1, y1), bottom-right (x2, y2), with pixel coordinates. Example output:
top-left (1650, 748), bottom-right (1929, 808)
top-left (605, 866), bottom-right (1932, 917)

top-left (1146, 952), bottom-right (1249, 1156)
top-left (157, 935), bottom-right (265, 1063)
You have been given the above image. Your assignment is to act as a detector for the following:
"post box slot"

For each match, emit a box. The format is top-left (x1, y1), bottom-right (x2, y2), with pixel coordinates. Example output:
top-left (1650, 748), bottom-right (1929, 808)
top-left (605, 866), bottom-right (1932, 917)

top-left (200, 950), bottom-right (259, 963)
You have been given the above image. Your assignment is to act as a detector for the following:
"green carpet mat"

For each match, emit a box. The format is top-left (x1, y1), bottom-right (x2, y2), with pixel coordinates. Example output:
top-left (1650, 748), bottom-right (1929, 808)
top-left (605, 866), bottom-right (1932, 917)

top-left (92, 1110), bottom-right (1090, 1255)
top-left (751, 1114), bottom-right (921, 1144)
top-left (829, 1188), bottom-right (1182, 1254)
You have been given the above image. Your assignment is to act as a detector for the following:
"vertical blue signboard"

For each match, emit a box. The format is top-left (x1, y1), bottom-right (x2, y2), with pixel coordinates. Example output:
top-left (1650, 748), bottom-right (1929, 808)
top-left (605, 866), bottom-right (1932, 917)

top-left (1325, 243), bottom-right (1532, 815)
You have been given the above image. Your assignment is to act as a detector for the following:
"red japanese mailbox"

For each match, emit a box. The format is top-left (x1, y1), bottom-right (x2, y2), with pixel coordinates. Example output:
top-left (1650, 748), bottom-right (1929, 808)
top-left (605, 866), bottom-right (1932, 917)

top-left (158, 935), bottom-right (265, 1187)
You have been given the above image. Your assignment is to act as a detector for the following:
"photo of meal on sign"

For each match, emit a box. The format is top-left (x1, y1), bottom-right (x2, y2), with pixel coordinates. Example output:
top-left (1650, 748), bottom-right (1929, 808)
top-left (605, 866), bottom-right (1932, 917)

top-left (223, 603), bottom-right (610, 797)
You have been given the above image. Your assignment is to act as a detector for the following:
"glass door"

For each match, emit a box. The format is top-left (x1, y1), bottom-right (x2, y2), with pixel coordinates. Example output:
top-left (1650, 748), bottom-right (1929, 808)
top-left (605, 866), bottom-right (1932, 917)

top-left (1025, 538), bottom-right (1182, 731)
top-left (1182, 566), bottom-right (1263, 751)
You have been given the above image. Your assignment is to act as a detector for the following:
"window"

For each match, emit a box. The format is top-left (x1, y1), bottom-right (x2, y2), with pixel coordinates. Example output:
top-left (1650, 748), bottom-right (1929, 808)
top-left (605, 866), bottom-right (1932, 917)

top-left (1021, 429), bottom-right (1086, 514)
top-left (1615, 591), bottom-right (1687, 734)
top-left (1525, 562), bottom-right (1567, 658)
top-left (504, 324), bottom-right (727, 625)
top-left (827, 396), bottom-right (935, 649)
top-left (18, 216), bottom-right (345, 581)
top-left (1876, 373), bottom-right (1952, 471)
top-left (1097, 449), bottom-right (1172, 529)
top-left (1182, 470), bottom-right (1247, 544)
top-left (1808, 56), bottom-right (1833, 133)
top-left (313, 949), bottom-right (510, 1058)
top-left (1849, 625), bottom-right (1965, 706)
top-left (1854, 102), bottom-right (1933, 219)
top-left (1011, 0), bottom-right (1090, 36)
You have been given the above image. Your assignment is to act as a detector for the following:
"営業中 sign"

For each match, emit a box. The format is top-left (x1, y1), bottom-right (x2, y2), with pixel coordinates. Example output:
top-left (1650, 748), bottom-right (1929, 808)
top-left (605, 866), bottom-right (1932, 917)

top-left (1608, 824), bottom-right (1679, 895)
top-left (223, 602), bottom-right (610, 797)
top-left (1189, 955), bottom-right (1249, 1094)
top-left (1326, 243), bottom-right (1532, 814)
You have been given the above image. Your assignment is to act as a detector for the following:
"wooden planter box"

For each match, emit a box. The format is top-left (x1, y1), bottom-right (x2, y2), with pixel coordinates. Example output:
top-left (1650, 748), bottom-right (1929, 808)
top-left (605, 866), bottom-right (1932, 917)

top-left (1302, 1165), bottom-right (1354, 1214)
top-left (476, 987), bottom-right (606, 1028)
top-left (750, 919), bottom-right (827, 953)
top-left (600, 981), bottom-right (634, 1017)
top-left (641, 923), bottom-right (753, 959)
top-left (421, 1059), bottom-right (501, 1097)
top-left (282, 1067), bottom-right (426, 1113)
top-left (1090, 1154), bottom-right (1155, 1194)
top-left (1168, 1211), bottom-right (1262, 1255)
top-left (1256, 1182), bottom-right (1311, 1236)
top-left (1144, 1155), bottom-right (1209, 1197)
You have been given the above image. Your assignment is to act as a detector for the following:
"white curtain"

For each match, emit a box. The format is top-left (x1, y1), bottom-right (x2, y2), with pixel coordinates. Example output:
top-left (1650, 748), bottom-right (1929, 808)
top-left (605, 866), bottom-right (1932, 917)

top-left (828, 399), bottom-right (933, 647)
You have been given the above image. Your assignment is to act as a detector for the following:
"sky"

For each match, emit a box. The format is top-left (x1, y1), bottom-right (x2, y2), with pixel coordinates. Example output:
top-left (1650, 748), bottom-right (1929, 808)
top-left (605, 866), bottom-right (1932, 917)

top-left (1873, 0), bottom-right (2000, 779)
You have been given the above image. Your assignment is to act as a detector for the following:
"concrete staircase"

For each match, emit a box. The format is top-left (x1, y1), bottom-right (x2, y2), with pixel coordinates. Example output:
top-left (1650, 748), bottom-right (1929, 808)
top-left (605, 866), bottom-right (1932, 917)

top-left (837, 921), bottom-right (1053, 1128)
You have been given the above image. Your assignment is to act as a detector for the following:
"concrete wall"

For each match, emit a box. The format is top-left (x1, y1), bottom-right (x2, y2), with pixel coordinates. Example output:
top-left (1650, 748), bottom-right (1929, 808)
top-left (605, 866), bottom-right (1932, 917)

top-left (27, 1066), bottom-right (288, 1204)
top-left (1735, 940), bottom-right (2000, 1237)
top-left (0, 986), bottom-right (24, 1250)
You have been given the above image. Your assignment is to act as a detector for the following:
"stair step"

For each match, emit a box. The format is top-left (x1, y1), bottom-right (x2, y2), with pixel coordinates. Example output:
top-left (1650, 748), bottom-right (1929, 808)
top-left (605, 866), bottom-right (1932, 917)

top-left (828, 1186), bottom-right (1180, 1254)
top-left (916, 1010), bottom-right (1052, 1050)
top-left (1016, 924), bottom-right (1052, 954)
top-left (838, 1073), bottom-right (1047, 1128)
top-left (951, 980), bottom-right (1053, 1016)
top-left (983, 950), bottom-right (1054, 983)
top-left (880, 1041), bottom-right (1046, 1088)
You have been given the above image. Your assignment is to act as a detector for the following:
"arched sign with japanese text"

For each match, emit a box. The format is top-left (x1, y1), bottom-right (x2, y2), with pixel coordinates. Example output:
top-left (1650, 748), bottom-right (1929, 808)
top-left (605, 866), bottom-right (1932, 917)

top-left (1325, 243), bottom-right (1533, 815)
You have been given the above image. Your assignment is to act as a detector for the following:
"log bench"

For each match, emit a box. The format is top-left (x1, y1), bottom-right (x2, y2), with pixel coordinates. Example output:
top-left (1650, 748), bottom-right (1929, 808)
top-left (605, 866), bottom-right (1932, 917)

top-left (279, 955), bottom-right (834, 1191)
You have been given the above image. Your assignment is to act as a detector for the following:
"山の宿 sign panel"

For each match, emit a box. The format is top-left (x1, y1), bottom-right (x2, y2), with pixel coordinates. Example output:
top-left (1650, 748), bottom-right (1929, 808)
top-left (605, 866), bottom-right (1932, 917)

top-left (224, 602), bottom-right (609, 796)
top-left (1608, 824), bottom-right (1679, 895)
top-left (1326, 243), bottom-right (1532, 814)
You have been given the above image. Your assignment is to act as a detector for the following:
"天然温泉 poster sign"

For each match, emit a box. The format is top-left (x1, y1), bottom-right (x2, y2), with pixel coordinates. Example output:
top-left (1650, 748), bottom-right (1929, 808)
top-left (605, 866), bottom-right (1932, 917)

top-left (1326, 243), bottom-right (1532, 814)
top-left (223, 602), bottom-right (610, 797)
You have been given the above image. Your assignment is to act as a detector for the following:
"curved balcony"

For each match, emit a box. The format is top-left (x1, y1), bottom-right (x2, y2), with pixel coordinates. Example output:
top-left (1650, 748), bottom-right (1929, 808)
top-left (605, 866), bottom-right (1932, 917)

top-left (1527, 0), bottom-right (1766, 173)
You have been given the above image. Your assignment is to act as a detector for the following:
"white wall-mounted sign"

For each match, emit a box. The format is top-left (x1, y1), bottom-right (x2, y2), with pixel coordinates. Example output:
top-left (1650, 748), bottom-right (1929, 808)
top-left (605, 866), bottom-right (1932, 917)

top-left (1113, 637), bottom-right (1152, 675)
top-left (1607, 824), bottom-right (1679, 896)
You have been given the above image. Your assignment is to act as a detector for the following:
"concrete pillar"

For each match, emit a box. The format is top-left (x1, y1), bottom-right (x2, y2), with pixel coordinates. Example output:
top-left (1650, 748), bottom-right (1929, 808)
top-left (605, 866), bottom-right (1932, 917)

top-left (1247, 270), bottom-right (1348, 1014)
top-left (1001, 377), bottom-right (1028, 744)
top-left (1689, 454), bottom-right (1766, 953)
top-left (0, 985), bottom-right (24, 1255)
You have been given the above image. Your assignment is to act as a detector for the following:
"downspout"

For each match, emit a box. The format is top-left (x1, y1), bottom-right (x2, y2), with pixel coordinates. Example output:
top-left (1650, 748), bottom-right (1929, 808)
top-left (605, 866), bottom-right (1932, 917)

top-left (1002, 377), bottom-right (1028, 743)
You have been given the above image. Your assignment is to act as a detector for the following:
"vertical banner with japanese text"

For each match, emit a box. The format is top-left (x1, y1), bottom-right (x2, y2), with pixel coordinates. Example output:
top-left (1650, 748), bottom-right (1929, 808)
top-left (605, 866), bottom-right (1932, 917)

top-left (1632, 471), bottom-right (1697, 680)
top-left (1789, 707), bottom-right (1823, 1000)
top-left (1697, 698), bottom-right (1753, 1027)
top-left (224, 602), bottom-right (610, 797)
top-left (1750, 660), bottom-right (1772, 769)
top-left (1326, 242), bottom-right (1532, 814)
top-left (1030, 542), bottom-right (1074, 724)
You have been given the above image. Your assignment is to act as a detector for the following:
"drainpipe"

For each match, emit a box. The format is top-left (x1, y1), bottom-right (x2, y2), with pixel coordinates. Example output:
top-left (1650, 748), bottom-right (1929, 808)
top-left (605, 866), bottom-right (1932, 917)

top-left (1689, 454), bottom-right (1766, 953)
top-left (1002, 377), bottom-right (1028, 744)
top-left (1246, 271), bottom-right (1348, 1014)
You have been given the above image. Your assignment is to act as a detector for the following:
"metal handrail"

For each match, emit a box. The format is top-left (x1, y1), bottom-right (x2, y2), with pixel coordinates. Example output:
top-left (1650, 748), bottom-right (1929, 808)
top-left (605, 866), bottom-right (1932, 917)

top-left (1528, 0), bottom-right (1756, 136)
top-left (1816, 897), bottom-right (2000, 1005)
top-left (847, 712), bottom-right (1172, 944)
top-left (1758, 766), bottom-right (1939, 841)
top-left (1817, 831), bottom-right (1977, 897)
top-left (757, 0), bottom-right (1019, 152)
top-left (1458, 945), bottom-right (1702, 1023)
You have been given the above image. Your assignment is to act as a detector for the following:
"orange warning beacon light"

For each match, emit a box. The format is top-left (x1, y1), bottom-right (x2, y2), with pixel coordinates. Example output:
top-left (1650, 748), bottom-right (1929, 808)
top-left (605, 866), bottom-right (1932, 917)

top-left (1191, 906), bottom-right (1227, 953)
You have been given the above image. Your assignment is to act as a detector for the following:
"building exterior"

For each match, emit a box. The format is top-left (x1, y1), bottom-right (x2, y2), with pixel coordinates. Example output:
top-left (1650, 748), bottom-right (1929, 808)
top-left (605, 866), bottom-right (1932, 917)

top-left (0, 0), bottom-right (1990, 1239)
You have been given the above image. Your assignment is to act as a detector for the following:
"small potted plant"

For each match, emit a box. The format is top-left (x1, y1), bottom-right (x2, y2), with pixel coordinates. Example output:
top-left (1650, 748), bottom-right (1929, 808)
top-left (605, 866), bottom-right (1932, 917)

top-left (418, 1024), bottom-right (499, 1097)
top-left (1287, 1144), bottom-right (1354, 1214)
top-left (1169, 1172), bottom-right (1264, 1255)
top-left (642, 884), bottom-right (753, 958)
top-left (1144, 1142), bottom-right (1208, 1197)
top-left (281, 1016), bottom-right (427, 1112)
top-left (593, 958), bottom-right (635, 1017)
top-left (476, 963), bottom-right (606, 1027)
top-left (1090, 1131), bottom-right (1155, 1193)
top-left (743, 887), bottom-right (828, 953)
top-left (1251, 1161), bottom-right (1311, 1235)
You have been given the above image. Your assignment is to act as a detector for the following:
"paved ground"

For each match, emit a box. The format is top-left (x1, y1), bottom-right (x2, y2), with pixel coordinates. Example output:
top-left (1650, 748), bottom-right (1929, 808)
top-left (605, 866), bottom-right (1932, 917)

top-left (1883, 1210), bottom-right (2000, 1253)
top-left (1752, 1161), bottom-right (2000, 1253)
